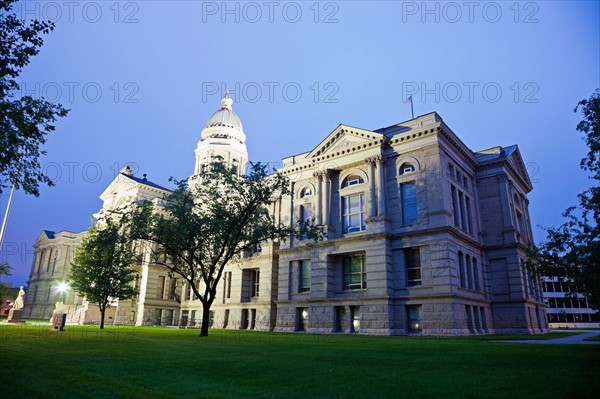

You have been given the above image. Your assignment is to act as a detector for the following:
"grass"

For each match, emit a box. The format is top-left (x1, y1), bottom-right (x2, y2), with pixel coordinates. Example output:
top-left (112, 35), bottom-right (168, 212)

top-left (584, 334), bottom-right (600, 341)
top-left (0, 325), bottom-right (598, 399)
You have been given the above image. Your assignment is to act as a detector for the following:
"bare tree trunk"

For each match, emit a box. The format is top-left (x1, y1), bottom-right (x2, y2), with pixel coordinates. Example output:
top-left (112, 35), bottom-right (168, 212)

top-left (200, 303), bottom-right (211, 337)
top-left (100, 304), bottom-right (105, 330)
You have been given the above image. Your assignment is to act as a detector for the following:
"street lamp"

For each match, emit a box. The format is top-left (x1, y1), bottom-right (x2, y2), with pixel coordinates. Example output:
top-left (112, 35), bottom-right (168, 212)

top-left (57, 282), bottom-right (69, 302)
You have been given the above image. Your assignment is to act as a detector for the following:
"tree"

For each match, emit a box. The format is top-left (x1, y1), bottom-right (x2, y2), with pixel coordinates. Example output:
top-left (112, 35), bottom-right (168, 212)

top-left (70, 218), bottom-right (137, 329)
top-left (1, 0), bottom-right (69, 196)
top-left (528, 89), bottom-right (600, 309)
top-left (0, 261), bottom-right (12, 299)
top-left (128, 162), bottom-right (320, 337)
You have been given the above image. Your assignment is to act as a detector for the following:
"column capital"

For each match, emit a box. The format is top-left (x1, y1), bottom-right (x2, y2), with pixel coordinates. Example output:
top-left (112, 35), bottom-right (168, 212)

top-left (365, 155), bottom-right (382, 165)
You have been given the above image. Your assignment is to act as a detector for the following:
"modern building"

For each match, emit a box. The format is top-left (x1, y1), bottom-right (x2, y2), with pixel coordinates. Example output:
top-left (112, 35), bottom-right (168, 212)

top-left (542, 277), bottom-right (599, 328)
top-left (26, 94), bottom-right (548, 334)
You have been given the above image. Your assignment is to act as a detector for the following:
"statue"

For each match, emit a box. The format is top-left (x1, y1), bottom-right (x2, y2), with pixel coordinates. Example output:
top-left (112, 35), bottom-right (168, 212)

top-left (12, 286), bottom-right (25, 310)
top-left (5, 286), bottom-right (26, 323)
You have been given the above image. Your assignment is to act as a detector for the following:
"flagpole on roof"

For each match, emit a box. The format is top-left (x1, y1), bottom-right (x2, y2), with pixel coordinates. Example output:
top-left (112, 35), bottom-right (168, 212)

top-left (404, 95), bottom-right (415, 119)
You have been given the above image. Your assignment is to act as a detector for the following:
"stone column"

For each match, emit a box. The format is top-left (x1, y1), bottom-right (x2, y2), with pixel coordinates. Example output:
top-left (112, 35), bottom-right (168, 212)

top-left (314, 172), bottom-right (323, 225)
top-left (323, 171), bottom-right (331, 226)
top-left (366, 158), bottom-right (377, 217)
top-left (376, 156), bottom-right (386, 216)
top-left (498, 176), bottom-right (515, 241)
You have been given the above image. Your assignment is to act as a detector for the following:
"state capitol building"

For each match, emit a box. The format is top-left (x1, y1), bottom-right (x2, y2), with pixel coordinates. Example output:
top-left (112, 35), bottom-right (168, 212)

top-left (25, 94), bottom-right (548, 335)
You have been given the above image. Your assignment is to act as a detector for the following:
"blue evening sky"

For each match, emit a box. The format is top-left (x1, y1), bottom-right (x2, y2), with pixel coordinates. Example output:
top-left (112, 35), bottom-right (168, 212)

top-left (1, 0), bottom-right (599, 286)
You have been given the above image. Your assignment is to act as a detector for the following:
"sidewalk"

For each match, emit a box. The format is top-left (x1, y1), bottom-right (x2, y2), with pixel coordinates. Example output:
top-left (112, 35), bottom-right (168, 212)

top-left (493, 331), bottom-right (600, 345)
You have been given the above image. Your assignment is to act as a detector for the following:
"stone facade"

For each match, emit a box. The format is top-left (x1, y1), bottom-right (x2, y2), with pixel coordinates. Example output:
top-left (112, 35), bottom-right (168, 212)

top-left (25, 230), bottom-right (87, 319)
top-left (26, 95), bottom-right (548, 335)
top-left (269, 114), bottom-right (547, 335)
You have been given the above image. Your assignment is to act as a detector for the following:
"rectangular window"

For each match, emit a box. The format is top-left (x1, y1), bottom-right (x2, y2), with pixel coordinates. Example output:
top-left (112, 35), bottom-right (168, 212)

top-left (299, 260), bottom-right (311, 292)
top-left (226, 272), bottom-right (232, 299)
top-left (223, 310), bottom-right (228, 328)
top-left (300, 204), bottom-right (312, 239)
top-left (169, 278), bottom-right (177, 300)
top-left (335, 306), bottom-right (345, 332)
top-left (297, 308), bottom-right (309, 331)
top-left (241, 309), bottom-right (249, 329)
top-left (186, 282), bottom-right (192, 301)
top-left (351, 306), bottom-right (361, 332)
top-left (479, 307), bottom-right (487, 331)
top-left (459, 192), bottom-right (466, 230)
top-left (401, 182), bottom-right (418, 225)
top-left (405, 248), bottom-right (421, 287)
top-left (473, 257), bottom-right (480, 291)
top-left (458, 252), bottom-right (466, 288)
top-left (46, 249), bottom-right (53, 272)
top-left (51, 252), bottom-right (57, 275)
top-left (250, 309), bottom-right (256, 330)
top-left (407, 305), bottom-right (422, 333)
top-left (250, 269), bottom-right (260, 297)
top-left (157, 276), bottom-right (165, 299)
top-left (46, 285), bottom-right (52, 302)
top-left (451, 185), bottom-right (460, 227)
top-left (343, 254), bottom-right (367, 290)
top-left (466, 256), bottom-right (473, 290)
top-left (36, 251), bottom-right (43, 274)
top-left (221, 275), bottom-right (226, 303)
top-left (342, 194), bottom-right (365, 233)
top-left (473, 306), bottom-right (482, 332)
top-left (516, 211), bottom-right (524, 234)
top-left (466, 305), bottom-right (475, 333)
top-left (465, 197), bottom-right (473, 234)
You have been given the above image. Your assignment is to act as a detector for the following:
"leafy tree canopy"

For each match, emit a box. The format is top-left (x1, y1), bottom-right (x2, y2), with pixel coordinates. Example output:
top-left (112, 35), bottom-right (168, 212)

top-left (1, 0), bottom-right (69, 195)
top-left (528, 89), bottom-right (600, 309)
top-left (0, 261), bottom-right (12, 299)
top-left (127, 162), bottom-right (321, 336)
top-left (70, 218), bottom-right (137, 329)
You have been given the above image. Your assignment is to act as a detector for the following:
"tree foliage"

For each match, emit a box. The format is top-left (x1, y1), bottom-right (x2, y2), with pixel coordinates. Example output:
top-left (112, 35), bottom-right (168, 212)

top-left (0, 261), bottom-right (12, 299)
top-left (528, 89), bottom-right (600, 309)
top-left (70, 218), bottom-right (137, 329)
top-left (1, 0), bottom-right (69, 195)
top-left (128, 162), bottom-right (321, 336)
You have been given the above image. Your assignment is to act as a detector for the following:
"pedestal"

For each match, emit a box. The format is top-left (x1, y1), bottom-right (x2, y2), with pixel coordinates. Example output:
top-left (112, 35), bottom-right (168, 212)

top-left (50, 313), bottom-right (66, 332)
top-left (6, 308), bottom-right (25, 323)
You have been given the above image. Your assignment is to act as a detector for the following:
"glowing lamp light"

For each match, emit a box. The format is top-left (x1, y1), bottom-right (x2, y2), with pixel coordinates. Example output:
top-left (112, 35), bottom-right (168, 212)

top-left (58, 282), bottom-right (69, 293)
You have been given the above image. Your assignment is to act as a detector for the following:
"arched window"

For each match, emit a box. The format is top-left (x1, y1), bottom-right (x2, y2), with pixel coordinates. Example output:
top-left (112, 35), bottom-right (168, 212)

top-left (231, 159), bottom-right (239, 174)
top-left (341, 174), bottom-right (364, 188)
top-left (399, 163), bottom-right (416, 175)
top-left (300, 187), bottom-right (313, 198)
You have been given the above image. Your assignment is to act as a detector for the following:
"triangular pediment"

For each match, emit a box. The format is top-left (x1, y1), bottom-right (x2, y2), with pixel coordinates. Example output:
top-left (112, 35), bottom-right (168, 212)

top-left (307, 125), bottom-right (384, 158)
top-left (505, 146), bottom-right (533, 190)
top-left (35, 230), bottom-right (56, 243)
top-left (99, 173), bottom-right (139, 202)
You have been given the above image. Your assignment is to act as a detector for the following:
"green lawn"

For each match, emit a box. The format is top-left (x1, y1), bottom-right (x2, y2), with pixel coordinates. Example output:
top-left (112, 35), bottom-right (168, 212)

top-left (0, 325), bottom-right (598, 399)
top-left (584, 334), bottom-right (600, 341)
